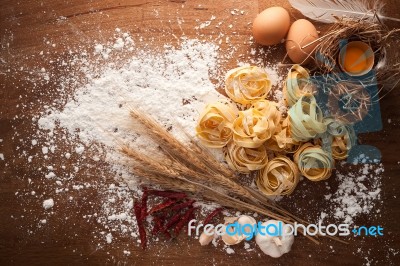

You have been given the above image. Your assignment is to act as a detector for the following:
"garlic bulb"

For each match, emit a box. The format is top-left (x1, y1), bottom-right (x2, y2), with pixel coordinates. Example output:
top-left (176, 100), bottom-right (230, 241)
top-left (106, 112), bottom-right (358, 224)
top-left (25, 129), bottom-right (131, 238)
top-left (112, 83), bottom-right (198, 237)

top-left (199, 229), bottom-right (215, 246)
top-left (255, 220), bottom-right (294, 258)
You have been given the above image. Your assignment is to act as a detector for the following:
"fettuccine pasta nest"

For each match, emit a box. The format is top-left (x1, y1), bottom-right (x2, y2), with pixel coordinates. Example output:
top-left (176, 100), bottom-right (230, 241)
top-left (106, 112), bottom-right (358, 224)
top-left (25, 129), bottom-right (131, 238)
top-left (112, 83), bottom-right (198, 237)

top-left (289, 95), bottom-right (327, 142)
top-left (294, 143), bottom-right (334, 181)
top-left (225, 142), bottom-right (268, 173)
top-left (233, 104), bottom-right (280, 148)
top-left (196, 102), bottom-right (237, 148)
top-left (256, 156), bottom-right (300, 196)
top-left (265, 116), bottom-right (302, 153)
top-left (283, 64), bottom-right (315, 107)
top-left (317, 117), bottom-right (356, 160)
top-left (225, 66), bottom-right (272, 105)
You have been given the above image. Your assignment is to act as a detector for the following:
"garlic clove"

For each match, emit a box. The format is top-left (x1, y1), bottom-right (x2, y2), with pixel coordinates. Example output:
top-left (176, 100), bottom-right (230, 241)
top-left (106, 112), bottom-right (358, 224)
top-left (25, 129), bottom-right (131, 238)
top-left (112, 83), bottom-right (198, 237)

top-left (199, 229), bottom-right (215, 246)
top-left (237, 215), bottom-right (257, 236)
top-left (221, 225), bottom-right (243, 245)
top-left (237, 215), bottom-right (257, 226)
top-left (221, 233), bottom-right (242, 245)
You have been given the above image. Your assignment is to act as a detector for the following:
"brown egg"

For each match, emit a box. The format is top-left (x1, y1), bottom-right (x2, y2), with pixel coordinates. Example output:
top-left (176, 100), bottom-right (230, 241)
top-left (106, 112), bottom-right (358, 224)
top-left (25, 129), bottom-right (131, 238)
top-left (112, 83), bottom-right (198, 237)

top-left (252, 7), bottom-right (291, 46)
top-left (285, 19), bottom-right (319, 64)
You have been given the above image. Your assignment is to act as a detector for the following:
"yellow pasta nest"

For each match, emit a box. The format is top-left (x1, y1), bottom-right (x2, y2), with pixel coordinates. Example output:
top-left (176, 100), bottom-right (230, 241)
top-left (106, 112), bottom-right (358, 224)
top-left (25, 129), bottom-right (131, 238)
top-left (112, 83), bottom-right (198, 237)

top-left (225, 142), bottom-right (268, 173)
top-left (225, 66), bottom-right (272, 105)
top-left (232, 104), bottom-right (280, 148)
top-left (321, 117), bottom-right (356, 160)
top-left (256, 156), bottom-right (300, 196)
top-left (283, 64), bottom-right (314, 107)
top-left (289, 95), bottom-right (327, 142)
top-left (195, 102), bottom-right (237, 148)
top-left (265, 116), bottom-right (302, 153)
top-left (294, 143), bottom-right (334, 181)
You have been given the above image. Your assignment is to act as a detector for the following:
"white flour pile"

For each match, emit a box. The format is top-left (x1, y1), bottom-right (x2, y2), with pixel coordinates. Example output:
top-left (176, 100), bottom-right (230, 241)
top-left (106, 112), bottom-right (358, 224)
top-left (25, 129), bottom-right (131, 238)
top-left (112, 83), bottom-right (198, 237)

top-left (37, 38), bottom-right (227, 187)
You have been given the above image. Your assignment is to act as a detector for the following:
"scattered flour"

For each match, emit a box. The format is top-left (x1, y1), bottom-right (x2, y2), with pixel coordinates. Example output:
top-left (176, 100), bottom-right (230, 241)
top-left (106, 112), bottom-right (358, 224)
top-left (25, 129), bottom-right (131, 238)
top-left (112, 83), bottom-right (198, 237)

top-left (43, 198), bottom-right (54, 210)
top-left (225, 246), bottom-right (235, 254)
top-left (106, 233), bottom-right (113, 244)
top-left (319, 163), bottom-right (383, 225)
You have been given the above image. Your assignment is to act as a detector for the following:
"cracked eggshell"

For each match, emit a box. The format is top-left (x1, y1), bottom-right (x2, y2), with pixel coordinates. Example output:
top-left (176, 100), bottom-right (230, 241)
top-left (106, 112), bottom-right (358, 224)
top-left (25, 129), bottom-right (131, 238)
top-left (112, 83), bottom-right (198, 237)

top-left (255, 220), bottom-right (294, 258)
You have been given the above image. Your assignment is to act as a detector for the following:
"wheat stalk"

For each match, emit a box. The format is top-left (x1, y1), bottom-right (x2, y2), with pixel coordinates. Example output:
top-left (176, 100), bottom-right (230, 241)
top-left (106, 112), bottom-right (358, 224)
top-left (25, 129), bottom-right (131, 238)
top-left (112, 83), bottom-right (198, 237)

top-left (128, 109), bottom-right (258, 203)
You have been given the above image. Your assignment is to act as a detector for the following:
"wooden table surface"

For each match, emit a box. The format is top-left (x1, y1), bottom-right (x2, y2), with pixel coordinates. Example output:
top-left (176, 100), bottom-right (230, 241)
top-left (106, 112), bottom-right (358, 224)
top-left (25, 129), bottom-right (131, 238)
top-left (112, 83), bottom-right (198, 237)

top-left (1, 0), bottom-right (400, 265)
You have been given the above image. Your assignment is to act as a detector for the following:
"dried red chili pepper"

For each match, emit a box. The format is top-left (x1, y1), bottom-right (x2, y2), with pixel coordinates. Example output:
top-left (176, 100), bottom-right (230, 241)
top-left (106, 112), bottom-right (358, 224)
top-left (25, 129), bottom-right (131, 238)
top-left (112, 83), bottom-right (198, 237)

top-left (163, 230), bottom-right (171, 239)
top-left (152, 215), bottom-right (163, 235)
top-left (170, 199), bottom-right (195, 211)
top-left (147, 190), bottom-right (187, 199)
top-left (203, 207), bottom-right (223, 225)
top-left (140, 189), bottom-right (148, 220)
top-left (163, 212), bottom-right (183, 231)
top-left (152, 216), bottom-right (171, 239)
top-left (134, 201), bottom-right (147, 249)
top-left (174, 207), bottom-right (197, 236)
top-left (147, 198), bottom-right (178, 215)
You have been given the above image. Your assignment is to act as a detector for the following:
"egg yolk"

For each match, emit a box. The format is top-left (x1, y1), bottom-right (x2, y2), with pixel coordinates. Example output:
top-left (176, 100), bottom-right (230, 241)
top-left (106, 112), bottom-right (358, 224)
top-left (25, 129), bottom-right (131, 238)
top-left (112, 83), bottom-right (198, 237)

top-left (343, 47), bottom-right (368, 74)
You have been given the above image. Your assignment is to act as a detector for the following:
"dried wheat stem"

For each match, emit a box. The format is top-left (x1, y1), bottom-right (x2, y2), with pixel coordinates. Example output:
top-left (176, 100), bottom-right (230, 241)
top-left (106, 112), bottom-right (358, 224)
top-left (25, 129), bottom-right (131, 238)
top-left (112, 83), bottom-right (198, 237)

top-left (128, 109), bottom-right (257, 202)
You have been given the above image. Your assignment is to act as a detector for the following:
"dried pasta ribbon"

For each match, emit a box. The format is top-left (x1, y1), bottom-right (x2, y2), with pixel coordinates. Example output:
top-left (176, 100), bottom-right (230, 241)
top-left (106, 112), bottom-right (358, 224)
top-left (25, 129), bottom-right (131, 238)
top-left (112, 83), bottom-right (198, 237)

top-left (289, 95), bottom-right (327, 142)
top-left (332, 135), bottom-right (350, 160)
top-left (265, 116), bottom-right (302, 153)
top-left (256, 156), bottom-right (300, 196)
top-left (252, 99), bottom-right (280, 118)
top-left (196, 102), bottom-right (237, 148)
top-left (225, 66), bottom-right (272, 105)
top-left (283, 64), bottom-right (314, 107)
top-left (321, 117), bottom-right (357, 160)
top-left (233, 105), bottom-right (280, 148)
top-left (225, 142), bottom-right (268, 173)
top-left (294, 143), bottom-right (334, 181)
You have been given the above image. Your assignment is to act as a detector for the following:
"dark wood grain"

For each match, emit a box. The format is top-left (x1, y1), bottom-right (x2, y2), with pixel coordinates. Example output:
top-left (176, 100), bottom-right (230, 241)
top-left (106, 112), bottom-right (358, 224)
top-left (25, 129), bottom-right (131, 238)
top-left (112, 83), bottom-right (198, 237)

top-left (1, 0), bottom-right (399, 265)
